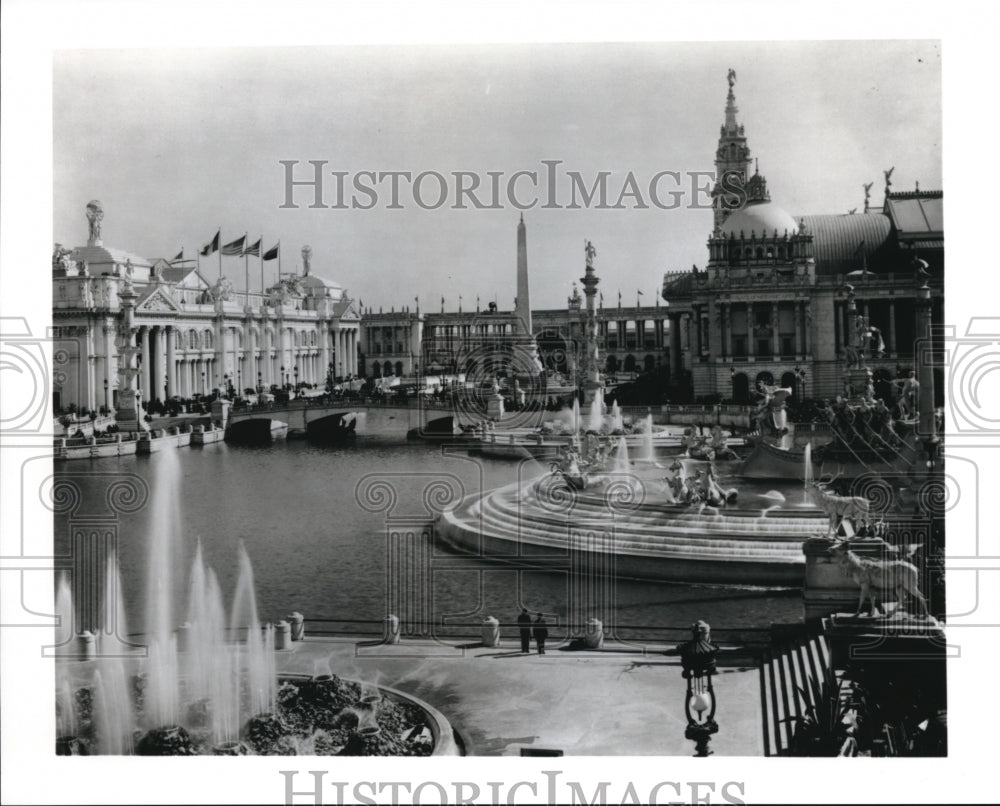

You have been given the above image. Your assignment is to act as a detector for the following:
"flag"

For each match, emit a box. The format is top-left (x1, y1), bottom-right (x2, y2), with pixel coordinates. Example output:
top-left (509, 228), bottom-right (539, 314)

top-left (637, 290), bottom-right (643, 295)
top-left (171, 249), bottom-right (184, 262)
top-left (200, 230), bottom-right (220, 256)
top-left (244, 238), bottom-right (261, 257)
top-left (222, 235), bottom-right (246, 256)
top-left (263, 243), bottom-right (279, 261)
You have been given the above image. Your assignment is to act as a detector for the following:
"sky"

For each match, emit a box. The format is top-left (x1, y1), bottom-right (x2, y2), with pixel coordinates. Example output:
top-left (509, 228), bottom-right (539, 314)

top-left (53, 40), bottom-right (941, 311)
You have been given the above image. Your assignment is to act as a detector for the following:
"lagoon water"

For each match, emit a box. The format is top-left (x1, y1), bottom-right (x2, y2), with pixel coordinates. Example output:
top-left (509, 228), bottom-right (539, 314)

top-left (53, 433), bottom-right (803, 644)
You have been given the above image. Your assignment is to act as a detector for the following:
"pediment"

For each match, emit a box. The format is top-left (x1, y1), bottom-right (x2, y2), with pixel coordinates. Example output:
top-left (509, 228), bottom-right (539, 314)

top-left (137, 287), bottom-right (181, 313)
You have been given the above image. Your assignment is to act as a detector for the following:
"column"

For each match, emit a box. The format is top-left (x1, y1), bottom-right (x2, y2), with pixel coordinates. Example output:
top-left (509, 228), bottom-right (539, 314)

top-left (771, 302), bottom-right (780, 357)
top-left (140, 326), bottom-right (150, 401)
top-left (149, 327), bottom-right (160, 401)
top-left (321, 326), bottom-right (330, 381)
top-left (166, 325), bottom-right (176, 398)
top-left (804, 303), bottom-right (811, 355)
top-left (795, 302), bottom-right (803, 355)
top-left (888, 301), bottom-right (897, 354)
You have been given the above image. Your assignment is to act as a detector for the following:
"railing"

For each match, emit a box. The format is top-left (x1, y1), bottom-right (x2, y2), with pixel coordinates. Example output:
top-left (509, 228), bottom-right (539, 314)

top-left (301, 616), bottom-right (779, 651)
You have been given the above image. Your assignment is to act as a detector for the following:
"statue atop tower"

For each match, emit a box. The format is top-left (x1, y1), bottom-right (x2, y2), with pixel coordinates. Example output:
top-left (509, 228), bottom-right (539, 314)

top-left (580, 239), bottom-right (603, 404)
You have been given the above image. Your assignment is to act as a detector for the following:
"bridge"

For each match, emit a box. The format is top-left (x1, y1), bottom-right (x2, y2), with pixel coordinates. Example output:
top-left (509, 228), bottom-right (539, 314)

top-left (223, 397), bottom-right (458, 440)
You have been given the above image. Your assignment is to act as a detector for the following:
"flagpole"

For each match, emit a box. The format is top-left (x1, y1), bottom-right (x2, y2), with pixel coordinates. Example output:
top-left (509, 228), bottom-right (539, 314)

top-left (260, 235), bottom-right (265, 296)
top-left (244, 235), bottom-right (249, 308)
top-left (218, 226), bottom-right (223, 279)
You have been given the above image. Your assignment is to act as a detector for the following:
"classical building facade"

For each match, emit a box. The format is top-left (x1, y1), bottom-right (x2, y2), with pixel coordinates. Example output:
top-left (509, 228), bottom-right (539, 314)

top-left (358, 219), bottom-right (672, 383)
top-left (52, 203), bottom-right (360, 413)
top-left (662, 72), bottom-right (944, 403)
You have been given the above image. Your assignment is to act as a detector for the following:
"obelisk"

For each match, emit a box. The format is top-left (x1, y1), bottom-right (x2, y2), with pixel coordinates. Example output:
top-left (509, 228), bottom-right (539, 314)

top-left (514, 215), bottom-right (542, 371)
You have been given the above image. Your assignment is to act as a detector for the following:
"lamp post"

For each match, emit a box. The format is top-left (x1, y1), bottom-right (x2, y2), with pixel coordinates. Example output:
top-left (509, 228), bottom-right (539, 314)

top-left (223, 373), bottom-right (229, 399)
top-left (677, 620), bottom-right (720, 757)
top-left (294, 365), bottom-right (299, 388)
top-left (103, 378), bottom-right (109, 414)
top-left (257, 371), bottom-right (263, 394)
top-left (730, 367), bottom-right (735, 403)
top-left (280, 365), bottom-right (286, 389)
top-left (795, 365), bottom-right (807, 400)
top-left (201, 371), bottom-right (205, 397)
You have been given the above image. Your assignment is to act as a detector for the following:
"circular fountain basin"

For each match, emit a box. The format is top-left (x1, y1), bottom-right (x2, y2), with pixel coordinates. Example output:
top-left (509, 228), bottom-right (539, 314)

top-left (435, 470), bottom-right (827, 587)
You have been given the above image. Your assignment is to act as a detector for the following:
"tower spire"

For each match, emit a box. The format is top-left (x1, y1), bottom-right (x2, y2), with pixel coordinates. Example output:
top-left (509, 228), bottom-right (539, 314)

top-left (712, 69), bottom-right (752, 231)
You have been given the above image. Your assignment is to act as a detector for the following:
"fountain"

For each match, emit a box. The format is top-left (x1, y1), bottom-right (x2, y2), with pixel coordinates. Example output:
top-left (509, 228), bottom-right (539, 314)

top-left (54, 451), bottom-right (448, 756)
top-left (611, 436), bottom-right (631, 475)
top-left (610, 400), bottom-right (624, 433)
top-left (571, 398), bottom-right (581, 435)
top-left (803, 443), bottom-right (813, 505)
top-left (587, 387), bottom-right (605, 432)
top-left (640, 414), bottom-right (656, 463)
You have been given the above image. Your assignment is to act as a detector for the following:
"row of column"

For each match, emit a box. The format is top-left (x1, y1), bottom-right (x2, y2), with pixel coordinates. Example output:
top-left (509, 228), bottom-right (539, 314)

top-left (133, 322), bottom-right (358, 401)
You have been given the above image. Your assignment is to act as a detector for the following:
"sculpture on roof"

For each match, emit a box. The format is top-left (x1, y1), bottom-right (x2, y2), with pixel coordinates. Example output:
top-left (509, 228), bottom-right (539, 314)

top-left (207, 276), bottom-right (234, 303)
top-left (86, 200), bottom-right (104, 243)
top-left (121, 259), bottom-right (135, 295)
top-left (727, 68), bottom-right (736, 88)
top-left (883, 166), bottom-right (894, 196)
top-left (863, 181), bottom-right (873, 213)
top-left (301, 245), bottom-right (312, 276)
top-left (52, 244), bottom-right (73, 272)
top-left (585, 240), bottom-right (597, 268)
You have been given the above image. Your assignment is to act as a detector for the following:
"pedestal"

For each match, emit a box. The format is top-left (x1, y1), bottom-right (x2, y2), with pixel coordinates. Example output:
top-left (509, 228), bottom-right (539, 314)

top-left (486, 393), bottom-right (505, 421)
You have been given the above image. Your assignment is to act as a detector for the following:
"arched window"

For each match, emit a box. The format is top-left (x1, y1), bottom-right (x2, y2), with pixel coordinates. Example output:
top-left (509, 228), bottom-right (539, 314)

top-left (204, 330), bottom-right (213, 349)
top-left (644, 354), bottom-right (656, 373)
top-left (624, 354), bottom-right (636, 373)
top-left (755, 247), bottom-right (764, 260)
top-left (372, 361), bottom-right (382, 378)
top-left (383, 360), bottom-right (393, 376)
top-left (755, 370), bottom-right (774, 388)
top-left (395, 361), bottom-right (404, 377)
top-left (605, 355), bottom-right (619, 373)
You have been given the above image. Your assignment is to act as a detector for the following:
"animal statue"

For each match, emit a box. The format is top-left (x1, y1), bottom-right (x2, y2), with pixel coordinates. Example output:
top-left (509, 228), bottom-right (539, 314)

top-left (829, 538), bottom-right (929, 618)
top-left (806, 473), bottom-right (871, 536)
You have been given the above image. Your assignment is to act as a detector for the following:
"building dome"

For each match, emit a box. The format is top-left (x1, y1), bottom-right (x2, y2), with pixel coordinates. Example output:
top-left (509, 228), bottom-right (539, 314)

top-left (720, 202), bottom-right (798, 239)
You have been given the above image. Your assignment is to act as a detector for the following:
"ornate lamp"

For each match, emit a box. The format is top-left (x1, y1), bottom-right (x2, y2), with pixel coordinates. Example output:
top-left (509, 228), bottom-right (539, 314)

top-left (678, 620), bottom-right (720, 756)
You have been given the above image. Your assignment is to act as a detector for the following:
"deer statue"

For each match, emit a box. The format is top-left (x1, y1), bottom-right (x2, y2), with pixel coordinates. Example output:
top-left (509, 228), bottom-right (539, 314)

top-left (806, 471), bottom-right (871, 536)
top-left (829, 538), bottom-right (929, 618)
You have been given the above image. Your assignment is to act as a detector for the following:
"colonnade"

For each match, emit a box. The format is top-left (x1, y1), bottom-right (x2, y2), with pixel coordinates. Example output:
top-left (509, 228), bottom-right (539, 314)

top-left (133, 319), bottom-right (359, 401)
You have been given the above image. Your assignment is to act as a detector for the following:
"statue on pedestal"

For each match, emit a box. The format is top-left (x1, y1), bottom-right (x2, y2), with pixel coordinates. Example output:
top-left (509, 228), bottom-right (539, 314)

top-left (86, 200), bottom-right (104, 244)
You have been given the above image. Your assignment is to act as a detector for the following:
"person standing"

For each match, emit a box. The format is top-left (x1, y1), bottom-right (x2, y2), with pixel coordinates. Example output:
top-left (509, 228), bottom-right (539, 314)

top-left (517, 608), bottom-right (532, 654)
top-left (532, 612), bottom-right (548, 655)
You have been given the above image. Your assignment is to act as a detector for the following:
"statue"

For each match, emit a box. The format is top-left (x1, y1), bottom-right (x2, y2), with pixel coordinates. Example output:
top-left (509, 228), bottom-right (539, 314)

top-left (301, 245), bottom-right (312, 276)
top-left (727, 68), bottom-right (736, 88)
top-left (585, 240), bottom-right (597, 268)
top-left (208, 276), bottom-right (234, 302)
top-left (863, 181), bottom-right (873, 212)
top-left (892, 371), bottom-right (919, 420)
top-left (121, 260), bottom-right (135, 295)
top-left (86, 200), bottom-right (104, 243)
top-left (883, 166), bottom-right (895, 195)
top-left (76, 259), bottom-right (89, 277)
top-left (52, 244), bottom-right (73, 272)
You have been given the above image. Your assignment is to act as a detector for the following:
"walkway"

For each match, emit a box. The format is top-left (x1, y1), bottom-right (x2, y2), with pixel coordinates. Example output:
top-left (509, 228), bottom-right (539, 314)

top-left (274, 635), bottom-right (764, 756)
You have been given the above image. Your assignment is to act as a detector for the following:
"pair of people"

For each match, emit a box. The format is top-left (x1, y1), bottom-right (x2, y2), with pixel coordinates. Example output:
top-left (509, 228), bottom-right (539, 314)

top-left (517, 608), bottom-right (548, 654)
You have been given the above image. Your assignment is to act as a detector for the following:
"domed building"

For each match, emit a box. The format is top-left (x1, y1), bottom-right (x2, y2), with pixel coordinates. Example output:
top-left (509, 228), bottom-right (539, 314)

top-left (663, 71), bottom-right (943, 404)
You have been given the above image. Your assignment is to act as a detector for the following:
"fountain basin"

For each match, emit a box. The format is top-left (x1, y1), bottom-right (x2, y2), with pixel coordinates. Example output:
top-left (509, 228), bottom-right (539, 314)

top-left (435, 474), bottom-right (827, 587)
